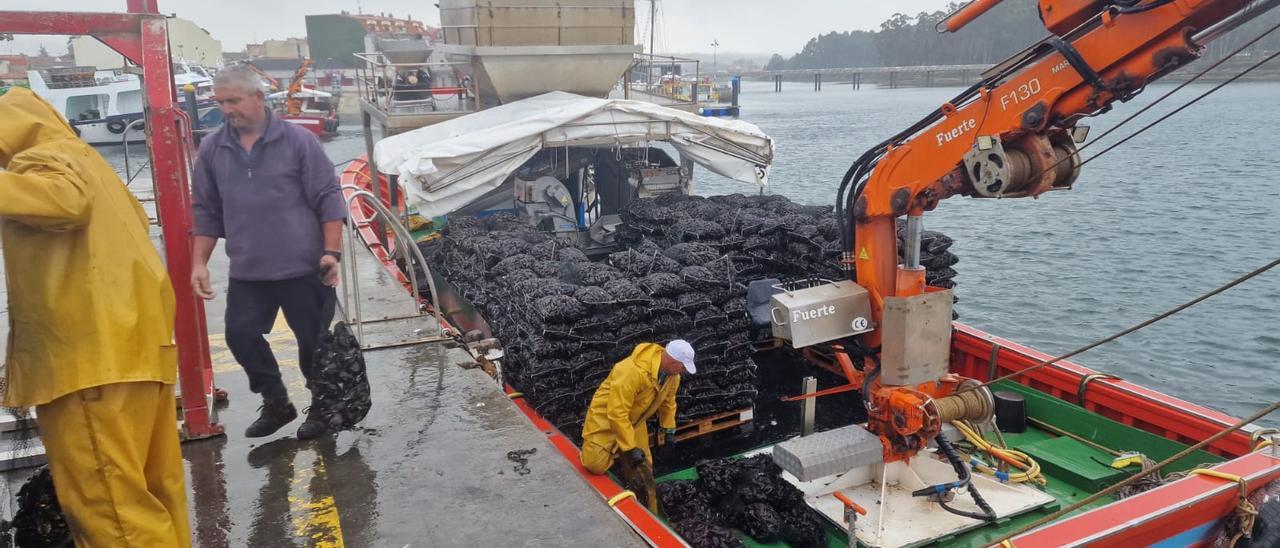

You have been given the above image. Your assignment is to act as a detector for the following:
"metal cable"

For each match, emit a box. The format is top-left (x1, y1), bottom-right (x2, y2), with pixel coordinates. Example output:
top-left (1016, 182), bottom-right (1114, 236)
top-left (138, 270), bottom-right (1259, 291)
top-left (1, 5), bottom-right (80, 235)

top-left (990, 401), bottom-right (1280, 544)
top-left (1028, 18), bottom-right (1280, 183)
top-left (978, 258), bottom-right (1279, 389)
top-left (1075, 47), bottom-right (1280, 171)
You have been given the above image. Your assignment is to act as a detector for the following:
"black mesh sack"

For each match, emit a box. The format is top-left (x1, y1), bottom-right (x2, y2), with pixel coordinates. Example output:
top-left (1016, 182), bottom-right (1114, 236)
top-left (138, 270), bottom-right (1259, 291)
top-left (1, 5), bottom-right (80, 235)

top-left (669, 517), bottom-right (747, 548)
top-left (639, 273), bottom-right (690, 297)
top-left (664, 243), bottom-right (719, 266)
top-left (738, 502), bottom-right (783, 543)
top-left (561, 262), bottom-right (624, 286)
top-left (492, 254), bottom-right (538, 276)
top-left (779, 505), bottom-right (828, 548)
top-left (532, 259), bottom-right (567, 278)
top-left (11, 467), bottom-right (70, 548)
top-left (533, 295), bottom-right (588, 323)
top-left (557, 247), bottom-right (589, 263)
top-left (310, 321), bottom-right (373, 432)
top-left (573, 286), bottom-right (616, 309)
top-left (602, 279), bottom-right (651, 305)
top-left (677, 292), bottom-right (712, 313)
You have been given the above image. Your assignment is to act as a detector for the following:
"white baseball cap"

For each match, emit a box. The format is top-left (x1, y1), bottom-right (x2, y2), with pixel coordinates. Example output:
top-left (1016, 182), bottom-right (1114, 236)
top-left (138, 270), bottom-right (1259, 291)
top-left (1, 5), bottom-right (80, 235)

top-left (665, 340), bottom-right (697, 374)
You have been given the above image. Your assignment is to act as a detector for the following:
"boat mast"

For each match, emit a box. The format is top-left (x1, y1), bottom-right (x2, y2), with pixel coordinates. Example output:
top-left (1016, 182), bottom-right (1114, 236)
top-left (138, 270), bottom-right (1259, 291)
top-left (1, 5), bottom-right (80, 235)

top-left (649, 0), bottom-right (656, 57)
top-left (647, 0), bottom-right (657, 89)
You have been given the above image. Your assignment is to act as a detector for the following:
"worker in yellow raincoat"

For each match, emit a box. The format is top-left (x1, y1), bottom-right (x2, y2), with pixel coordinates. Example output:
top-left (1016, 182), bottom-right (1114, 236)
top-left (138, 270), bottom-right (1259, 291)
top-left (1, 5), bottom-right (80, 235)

top-left (580, 340), bottom-right (696, 480)
top-left (0, 88), bottom-right (191, 547)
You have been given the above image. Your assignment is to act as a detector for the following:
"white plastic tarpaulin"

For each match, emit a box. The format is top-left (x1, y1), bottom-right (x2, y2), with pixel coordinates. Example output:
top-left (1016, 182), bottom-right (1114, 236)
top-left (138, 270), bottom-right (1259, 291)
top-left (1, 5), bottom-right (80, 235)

top-left (267, 87), bottom-right (332, 100)
top-left (372, 91), bottom-right (775, 218)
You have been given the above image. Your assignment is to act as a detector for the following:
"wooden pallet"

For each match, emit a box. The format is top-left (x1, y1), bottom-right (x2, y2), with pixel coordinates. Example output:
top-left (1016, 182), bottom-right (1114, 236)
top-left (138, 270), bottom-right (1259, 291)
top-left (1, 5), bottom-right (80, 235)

top-left (657, 407), bottom-right (754, 445)
top-left (752, 338), bottom-right (783, 352)
top-left (800, 347), bottom-right (847, 379)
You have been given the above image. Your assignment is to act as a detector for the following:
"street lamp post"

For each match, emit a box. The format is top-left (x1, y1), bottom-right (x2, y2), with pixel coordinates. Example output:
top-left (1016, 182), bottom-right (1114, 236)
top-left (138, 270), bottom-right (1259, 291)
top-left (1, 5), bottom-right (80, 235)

top-left (711, 39), bottom-right (719, 75)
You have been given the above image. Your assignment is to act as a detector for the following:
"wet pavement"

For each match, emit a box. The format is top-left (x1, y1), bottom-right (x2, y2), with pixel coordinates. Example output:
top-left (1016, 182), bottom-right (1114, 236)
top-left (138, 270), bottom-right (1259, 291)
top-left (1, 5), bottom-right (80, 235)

top-left (1, 179), bottom-right (647, 547)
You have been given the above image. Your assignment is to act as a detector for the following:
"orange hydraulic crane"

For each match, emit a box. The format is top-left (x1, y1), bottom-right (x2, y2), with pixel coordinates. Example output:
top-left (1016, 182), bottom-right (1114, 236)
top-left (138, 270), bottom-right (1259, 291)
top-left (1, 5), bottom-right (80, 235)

top-left (285, 58), bottom-right (314, 116)
top-left (773, 0), bottom-right (1280, 509)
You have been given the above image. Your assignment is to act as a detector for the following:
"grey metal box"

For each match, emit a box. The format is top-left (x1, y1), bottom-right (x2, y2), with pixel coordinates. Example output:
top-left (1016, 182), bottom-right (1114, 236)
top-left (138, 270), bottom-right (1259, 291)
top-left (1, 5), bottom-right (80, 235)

top-left (772, 424), bottom-right (884, 482)
top-left (769, 280), bottom-right (874, 348)
top-left (881, 290), bottom-right (954, 386)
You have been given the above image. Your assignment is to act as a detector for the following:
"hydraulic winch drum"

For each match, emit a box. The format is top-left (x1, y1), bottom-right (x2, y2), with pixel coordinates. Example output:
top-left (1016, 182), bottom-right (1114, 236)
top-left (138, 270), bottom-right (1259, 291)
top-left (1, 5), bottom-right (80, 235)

top-left (931, 381), bottom-right (996, 424)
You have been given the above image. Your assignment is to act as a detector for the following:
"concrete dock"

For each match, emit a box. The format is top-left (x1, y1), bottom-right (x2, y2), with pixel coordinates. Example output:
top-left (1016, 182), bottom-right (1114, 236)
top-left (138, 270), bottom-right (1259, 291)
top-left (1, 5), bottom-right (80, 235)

top-left (0, 178), bottom-right (648, 547)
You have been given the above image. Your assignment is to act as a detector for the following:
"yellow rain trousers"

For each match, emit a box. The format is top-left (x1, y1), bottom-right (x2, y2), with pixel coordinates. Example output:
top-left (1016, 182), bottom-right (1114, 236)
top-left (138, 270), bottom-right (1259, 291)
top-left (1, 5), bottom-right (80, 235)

top-left (580, 343), bottom-right (680, 474)
top-left (0, 88), bottom-right (190, 547)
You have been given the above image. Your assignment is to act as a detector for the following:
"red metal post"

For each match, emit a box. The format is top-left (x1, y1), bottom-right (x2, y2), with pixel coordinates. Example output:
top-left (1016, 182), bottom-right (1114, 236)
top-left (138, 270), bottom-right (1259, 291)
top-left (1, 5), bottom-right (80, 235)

top-left (0, 8), bottom-right (222, 439)
top-left (126, 0), bottom-right (160, 13)
top-left (136, 16), bottom-right (223, 439)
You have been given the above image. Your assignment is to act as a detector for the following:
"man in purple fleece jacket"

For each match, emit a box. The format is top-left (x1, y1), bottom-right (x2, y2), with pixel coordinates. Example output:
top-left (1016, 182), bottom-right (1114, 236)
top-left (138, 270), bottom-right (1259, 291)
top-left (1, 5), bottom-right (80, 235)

top-left (191, 64), bottom-right (347, 440)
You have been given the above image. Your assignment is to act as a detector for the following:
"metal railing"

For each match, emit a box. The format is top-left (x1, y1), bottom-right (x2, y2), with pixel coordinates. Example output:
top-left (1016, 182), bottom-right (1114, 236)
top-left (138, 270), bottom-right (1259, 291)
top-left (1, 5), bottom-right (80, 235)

top-left (623, 53), bottom-right (702, 107)
top-left (354, 52), bottom-right (478, 116)
top-left (122, 118), bottom-right (150, 185)
top-left (339, 187), bottom-right (446, 347)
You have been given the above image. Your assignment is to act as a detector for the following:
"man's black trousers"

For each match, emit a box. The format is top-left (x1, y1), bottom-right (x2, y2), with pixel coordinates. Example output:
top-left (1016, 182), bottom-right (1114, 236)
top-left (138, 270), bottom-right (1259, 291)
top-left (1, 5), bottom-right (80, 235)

top-left (225, 275), bottom-right (336, 401)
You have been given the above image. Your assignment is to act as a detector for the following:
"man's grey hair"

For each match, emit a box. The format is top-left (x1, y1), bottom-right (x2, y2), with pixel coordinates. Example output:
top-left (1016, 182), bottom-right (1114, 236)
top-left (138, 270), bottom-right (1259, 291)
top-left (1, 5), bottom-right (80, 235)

top-left (214, 64), bottom-right (267, 96)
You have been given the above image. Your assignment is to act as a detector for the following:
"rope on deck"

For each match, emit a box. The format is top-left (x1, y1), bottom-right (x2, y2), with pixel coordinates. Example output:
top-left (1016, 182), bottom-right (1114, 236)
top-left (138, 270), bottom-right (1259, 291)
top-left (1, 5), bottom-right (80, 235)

top-left (1189, 469), bottom-right (1257, 546)
top-left (989, 401), bottom-right (1280, 545)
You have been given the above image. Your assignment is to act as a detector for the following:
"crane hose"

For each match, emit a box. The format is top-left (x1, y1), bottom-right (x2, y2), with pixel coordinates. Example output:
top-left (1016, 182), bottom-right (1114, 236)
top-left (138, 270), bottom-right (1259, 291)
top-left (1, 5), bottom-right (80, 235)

top-left (952, 420), bottom-right (1047, 486)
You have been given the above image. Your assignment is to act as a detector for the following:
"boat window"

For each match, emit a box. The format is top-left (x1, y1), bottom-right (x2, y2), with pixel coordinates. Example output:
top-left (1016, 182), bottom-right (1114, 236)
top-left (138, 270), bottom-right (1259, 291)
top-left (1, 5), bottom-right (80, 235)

top-left (117, 90), bottom-right (143, 114)
top-left (64, 94), bottom-right (108, 121)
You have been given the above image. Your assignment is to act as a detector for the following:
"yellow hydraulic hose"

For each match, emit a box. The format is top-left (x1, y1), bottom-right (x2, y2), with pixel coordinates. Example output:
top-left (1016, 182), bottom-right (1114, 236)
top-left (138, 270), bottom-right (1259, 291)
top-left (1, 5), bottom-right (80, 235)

top-left (952, 420), bottom-right (1046, 486)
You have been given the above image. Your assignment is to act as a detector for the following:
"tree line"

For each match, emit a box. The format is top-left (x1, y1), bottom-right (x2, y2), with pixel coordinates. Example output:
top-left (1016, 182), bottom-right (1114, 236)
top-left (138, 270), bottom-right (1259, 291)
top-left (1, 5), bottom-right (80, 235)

top-left (766, 2), bottom-right (1280, 70)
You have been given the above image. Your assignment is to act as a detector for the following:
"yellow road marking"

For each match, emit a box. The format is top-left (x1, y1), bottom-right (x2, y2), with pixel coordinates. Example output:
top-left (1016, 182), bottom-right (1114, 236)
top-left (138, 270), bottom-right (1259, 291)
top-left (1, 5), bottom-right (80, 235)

top-left (289, 451), bottom-right (345, 547)
top-left (208, 312), bottom-right (300, 375)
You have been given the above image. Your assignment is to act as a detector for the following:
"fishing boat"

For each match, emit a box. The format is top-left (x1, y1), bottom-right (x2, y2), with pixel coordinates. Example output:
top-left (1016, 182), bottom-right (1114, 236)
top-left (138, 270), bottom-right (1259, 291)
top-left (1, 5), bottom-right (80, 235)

top-left (267, 86), bottom-right (340, 137)
top-left (338, 106), bottom-right (1279, 547)
top-left (332, 1), bottom-right (1280, 546)
top-left (27, 62), bottom-right (216, 145)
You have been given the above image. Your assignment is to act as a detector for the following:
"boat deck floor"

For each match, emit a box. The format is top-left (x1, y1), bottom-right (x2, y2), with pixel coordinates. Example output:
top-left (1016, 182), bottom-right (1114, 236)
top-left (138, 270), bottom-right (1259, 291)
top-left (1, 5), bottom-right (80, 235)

top-left (654, 379), bottom-right (1225, 547)
top-left (0, 184), bottom-right (646, 547)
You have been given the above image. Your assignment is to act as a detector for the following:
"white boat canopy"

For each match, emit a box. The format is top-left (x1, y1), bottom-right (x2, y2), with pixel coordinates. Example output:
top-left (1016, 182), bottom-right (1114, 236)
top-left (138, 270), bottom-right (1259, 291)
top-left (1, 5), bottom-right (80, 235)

top-left (372, 91), bottom-right (775, 218)
top-left (267, 87), bottom-right (333, 101)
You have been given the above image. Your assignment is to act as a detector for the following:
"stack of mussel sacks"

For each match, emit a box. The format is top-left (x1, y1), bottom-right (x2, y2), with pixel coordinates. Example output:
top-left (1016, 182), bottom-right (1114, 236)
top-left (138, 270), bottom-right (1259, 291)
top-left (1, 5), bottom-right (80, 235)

top-left (416, 193), bottom-right (960, 439)
top-left (418, 214), bottom-right (758, 439)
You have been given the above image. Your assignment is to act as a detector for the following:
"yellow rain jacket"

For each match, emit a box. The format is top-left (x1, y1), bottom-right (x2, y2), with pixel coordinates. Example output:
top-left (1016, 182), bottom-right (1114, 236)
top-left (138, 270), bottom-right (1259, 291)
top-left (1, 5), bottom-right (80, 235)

top-left (580, 343), bottom-right (680, 474)
top-left (0, 87), bottom-right (177, 407)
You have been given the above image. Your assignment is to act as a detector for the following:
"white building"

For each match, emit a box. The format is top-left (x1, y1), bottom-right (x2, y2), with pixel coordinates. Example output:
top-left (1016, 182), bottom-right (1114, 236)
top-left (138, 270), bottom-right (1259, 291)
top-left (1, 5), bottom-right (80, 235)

top-left (72, 17), bottom-right (222, 69)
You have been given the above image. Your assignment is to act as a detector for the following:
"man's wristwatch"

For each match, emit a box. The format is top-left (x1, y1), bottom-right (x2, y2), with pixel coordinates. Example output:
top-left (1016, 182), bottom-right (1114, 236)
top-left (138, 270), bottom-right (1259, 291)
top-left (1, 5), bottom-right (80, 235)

top-left (323, 250), bottom-right (343, 262)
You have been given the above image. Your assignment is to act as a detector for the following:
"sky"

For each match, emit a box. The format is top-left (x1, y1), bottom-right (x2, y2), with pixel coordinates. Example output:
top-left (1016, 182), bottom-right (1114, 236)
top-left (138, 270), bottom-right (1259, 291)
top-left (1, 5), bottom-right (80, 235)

top-left (1, 0), bottom-right (956, 59)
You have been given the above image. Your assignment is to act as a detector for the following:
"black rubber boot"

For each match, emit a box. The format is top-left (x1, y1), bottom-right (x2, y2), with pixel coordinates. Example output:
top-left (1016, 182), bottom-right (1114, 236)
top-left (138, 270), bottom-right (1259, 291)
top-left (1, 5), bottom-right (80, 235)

top-left (296, 406), bottom-right (330, 440)
top-left (244, 398), bottom-right (297, 438)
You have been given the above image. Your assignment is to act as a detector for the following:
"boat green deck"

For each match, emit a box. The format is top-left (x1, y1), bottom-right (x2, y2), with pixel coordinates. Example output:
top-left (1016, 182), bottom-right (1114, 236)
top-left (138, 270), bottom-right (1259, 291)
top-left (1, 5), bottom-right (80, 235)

top-left (654, 381), bottom-right (1224, 547)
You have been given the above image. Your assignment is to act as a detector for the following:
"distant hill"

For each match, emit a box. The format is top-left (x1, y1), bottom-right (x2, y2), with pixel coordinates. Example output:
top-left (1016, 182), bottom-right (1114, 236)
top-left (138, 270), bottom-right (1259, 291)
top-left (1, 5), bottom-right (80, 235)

top-left (767, 3), bottom-right (1280, 70)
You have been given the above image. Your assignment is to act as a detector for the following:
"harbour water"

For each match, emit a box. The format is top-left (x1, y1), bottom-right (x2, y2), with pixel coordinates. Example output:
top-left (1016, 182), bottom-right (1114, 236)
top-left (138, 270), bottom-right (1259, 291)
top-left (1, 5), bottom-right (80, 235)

top-left (100, 79), bottom-right (1279, 426)
top-left (694, 80), bottom-right (1280, 425)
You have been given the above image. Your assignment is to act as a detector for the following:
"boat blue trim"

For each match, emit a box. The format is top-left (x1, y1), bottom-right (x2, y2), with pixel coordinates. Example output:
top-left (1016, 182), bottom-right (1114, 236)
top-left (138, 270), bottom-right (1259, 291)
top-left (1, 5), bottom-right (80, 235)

top-left (1150, 520), bottom-right (1218, 547)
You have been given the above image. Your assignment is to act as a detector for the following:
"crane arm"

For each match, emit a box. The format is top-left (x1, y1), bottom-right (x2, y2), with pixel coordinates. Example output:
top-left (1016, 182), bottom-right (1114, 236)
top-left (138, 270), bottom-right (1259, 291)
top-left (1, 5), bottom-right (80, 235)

top-left (285, 59), bottom-right (313, 116)
top-left (837, 0), bottom-right (1276, 462)
top-left (241, 62), bottom-right (280, 92)
top-left (853, 0), bottom-right (1260, 324)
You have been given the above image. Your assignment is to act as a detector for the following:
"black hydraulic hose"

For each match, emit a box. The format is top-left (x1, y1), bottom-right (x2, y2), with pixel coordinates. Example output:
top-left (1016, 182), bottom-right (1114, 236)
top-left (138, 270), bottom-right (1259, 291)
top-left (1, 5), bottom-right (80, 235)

top-left (836, 144), bottom-right (888, 253)
top-left (912, 432), bottom-right (998, 522)
top-left (837, 155), bottom-right (874, 257)
top-left (1114, 0), bottom-right (1176, 14)
top-left (861, 360), bottom-right (881, 413)
top-left (836, 78), bottom-right (993, 262)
